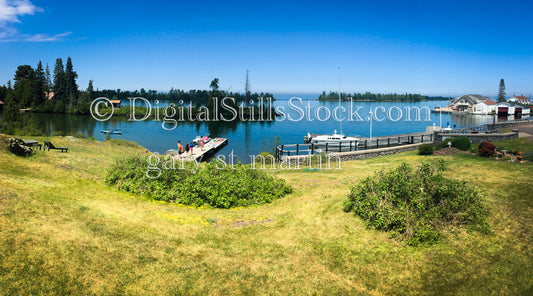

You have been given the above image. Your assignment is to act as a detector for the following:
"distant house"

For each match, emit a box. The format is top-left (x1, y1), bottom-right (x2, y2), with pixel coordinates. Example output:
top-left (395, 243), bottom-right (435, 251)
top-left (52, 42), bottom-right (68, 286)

top-left (508, 95), bottom-right (531, 105)
top-left (45, 92), bottom-right (55, 100)
top-left (110, 100), bottom-right (121, 108)
top-left (473, 100), bottom-right (497, 115)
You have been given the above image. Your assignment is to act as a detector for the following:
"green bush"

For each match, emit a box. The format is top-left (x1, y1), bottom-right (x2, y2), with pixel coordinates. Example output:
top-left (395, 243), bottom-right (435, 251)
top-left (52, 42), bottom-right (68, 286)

top-left (418, 144), bottom-right (434, 155)
top-left (105, 155), bottom-right (292, 208)
top-left (523, 151), bottom-right (533, 161)
top-left (434, 140), bottom-right (449, 150)
top-left (50, 131), bottom-right (65, 137)
top-left (72, 131), bottom-right (87, 139)
top-left (254, 152), bottom-right (276, 166)
top-left (343, 160), bottom-right (491, 246)
top-left (108, 139), bottom-right (140, 148)
top-left (451, 137), bottom-right (471, 151)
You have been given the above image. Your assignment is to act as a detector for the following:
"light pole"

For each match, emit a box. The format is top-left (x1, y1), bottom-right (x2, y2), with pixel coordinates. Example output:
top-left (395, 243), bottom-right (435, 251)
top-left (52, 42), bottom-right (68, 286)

top-left (369, 109), bottom-right (373, 142)
top-left (439, 107), bottom-right (442, 129)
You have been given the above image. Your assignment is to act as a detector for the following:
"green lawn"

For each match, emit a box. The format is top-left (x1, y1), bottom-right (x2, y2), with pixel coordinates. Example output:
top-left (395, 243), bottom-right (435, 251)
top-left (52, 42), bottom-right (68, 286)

top-left (1, 136), bottom-right (532, 295)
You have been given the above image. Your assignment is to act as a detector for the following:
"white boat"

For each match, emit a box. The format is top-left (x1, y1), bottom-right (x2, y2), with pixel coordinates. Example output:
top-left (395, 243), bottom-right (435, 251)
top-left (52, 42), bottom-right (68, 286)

top-left (191, 135), bottom-right (211, 146)
top-left (307, 130), bottom-right (359, 145)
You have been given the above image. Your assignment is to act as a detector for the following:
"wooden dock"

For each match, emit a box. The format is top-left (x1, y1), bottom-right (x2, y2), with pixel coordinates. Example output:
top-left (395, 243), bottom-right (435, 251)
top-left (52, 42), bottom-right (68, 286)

top-left (166, 138), bottom-right (228, 162)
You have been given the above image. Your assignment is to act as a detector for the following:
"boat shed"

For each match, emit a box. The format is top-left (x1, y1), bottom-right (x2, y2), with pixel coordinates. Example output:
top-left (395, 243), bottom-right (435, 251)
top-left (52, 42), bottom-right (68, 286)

top-left (448, 94), bottom-right (492, 112)
top-left (495, 102), bottom-right (529, 116)
top-left (473, 100), bottom-right (497, 115)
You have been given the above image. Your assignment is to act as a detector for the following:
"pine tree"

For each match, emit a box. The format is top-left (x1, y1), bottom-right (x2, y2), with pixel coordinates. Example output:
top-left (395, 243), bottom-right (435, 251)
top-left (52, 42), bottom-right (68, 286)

top-left (87, 79), bottom-right (94, 94)
top-left (497, 79), bottom-right (506, 102)
top-left (34, 61), bottom-right (46, 108)
top-left (13, 65), bottom-right (35, 108)
top-left (53, 58), bottom-right (66, 112)
top-left (65, 57), bottom-right (78, 113)
top-left (76, 80), bottom-right (93, 114)
top-left (45, 63), bottom-right (52, 91)
top-left (2, 91), bottom-right (20, 132)
top-left (0, 85), bottom-right (7, 102)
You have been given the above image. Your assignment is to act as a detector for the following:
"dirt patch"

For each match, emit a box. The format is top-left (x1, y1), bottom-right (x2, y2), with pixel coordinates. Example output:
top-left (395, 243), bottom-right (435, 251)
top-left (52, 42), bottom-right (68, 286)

top-left (55, 164), bottom-right (77, 170)
top-left (433, 147), bottom-right (468, 156)
top-left (214, 217), bottom-right (275, 228)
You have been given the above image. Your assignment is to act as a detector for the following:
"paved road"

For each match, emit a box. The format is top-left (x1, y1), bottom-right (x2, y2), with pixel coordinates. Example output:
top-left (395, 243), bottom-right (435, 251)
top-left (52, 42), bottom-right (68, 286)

top-left (513, 123), bottom-right (533, 139)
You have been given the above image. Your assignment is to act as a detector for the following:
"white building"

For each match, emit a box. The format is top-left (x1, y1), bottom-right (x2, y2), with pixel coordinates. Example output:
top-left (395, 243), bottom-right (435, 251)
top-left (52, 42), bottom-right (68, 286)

top-left (508, 95), bottom-right (531, 105)
top-left (473, 100), bottom-right (497, 115)
top-left (495, 102), bottom-right (530, 115)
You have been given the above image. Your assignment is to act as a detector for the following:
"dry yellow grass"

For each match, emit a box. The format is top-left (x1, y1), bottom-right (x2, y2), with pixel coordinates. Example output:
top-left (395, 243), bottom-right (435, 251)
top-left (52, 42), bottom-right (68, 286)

top-left (0, 136), bottom-right (532, 295)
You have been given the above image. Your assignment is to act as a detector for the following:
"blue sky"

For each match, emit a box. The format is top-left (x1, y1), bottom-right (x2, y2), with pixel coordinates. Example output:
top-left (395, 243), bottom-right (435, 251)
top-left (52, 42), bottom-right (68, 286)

top-left (1, 0), bottom-right (532, 97)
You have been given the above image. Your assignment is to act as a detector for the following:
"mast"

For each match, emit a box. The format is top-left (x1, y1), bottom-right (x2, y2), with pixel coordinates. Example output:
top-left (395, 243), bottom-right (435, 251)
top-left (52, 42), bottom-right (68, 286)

top-left (338, 67), bottom-right (342, 136)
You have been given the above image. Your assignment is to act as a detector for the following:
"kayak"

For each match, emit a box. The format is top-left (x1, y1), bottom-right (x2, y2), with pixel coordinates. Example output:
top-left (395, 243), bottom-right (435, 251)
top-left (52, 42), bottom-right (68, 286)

top-left (100, 130), bottom-right (122, 135)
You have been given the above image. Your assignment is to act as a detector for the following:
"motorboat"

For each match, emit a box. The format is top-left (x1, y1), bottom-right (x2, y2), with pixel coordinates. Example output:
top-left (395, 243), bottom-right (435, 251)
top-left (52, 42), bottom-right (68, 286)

top-left (307, 130), bottom-right (359, 145)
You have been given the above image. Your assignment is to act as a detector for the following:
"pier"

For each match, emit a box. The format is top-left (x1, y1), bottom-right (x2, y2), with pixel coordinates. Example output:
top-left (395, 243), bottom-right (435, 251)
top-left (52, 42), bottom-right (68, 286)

top-left (276, 120), bottom-right (532, 162)
top-left (166, 138), bottom-right (228, 162)
top-left (276, 131), bottom-right (435, 161)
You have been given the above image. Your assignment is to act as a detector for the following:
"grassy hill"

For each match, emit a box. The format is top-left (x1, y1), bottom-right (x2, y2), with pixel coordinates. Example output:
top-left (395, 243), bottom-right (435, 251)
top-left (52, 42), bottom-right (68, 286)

top-left (0, 135), bottom-right (532, 295)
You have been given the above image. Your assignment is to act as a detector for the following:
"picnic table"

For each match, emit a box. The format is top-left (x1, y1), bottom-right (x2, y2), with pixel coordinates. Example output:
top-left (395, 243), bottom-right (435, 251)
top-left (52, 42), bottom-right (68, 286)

top-left (21, 139), bottom-right (42, 150)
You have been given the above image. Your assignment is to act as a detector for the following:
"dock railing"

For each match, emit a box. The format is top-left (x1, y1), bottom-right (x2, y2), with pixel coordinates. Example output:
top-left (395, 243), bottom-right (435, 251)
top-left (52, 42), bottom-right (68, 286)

top-left (276, 134), bottom-right (434, 161)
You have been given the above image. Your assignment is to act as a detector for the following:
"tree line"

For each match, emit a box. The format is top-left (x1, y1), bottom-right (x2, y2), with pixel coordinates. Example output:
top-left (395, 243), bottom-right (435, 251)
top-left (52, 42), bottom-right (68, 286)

top-left (318, 91), bottom-right (450, 102)
top-left (0, 57), bottom-right (93, 116)
top-left (93, 88), bottom-right (275, 105)
top-left (0, 59), bottom-right (278, 134)
top-left (0, 58), bottom-right (276, 118)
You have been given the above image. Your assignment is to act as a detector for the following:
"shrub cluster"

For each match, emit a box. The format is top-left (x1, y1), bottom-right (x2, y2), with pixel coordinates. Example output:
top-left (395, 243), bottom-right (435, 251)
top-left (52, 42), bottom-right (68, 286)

top-left (434, 141), bottom-right (449, 150)
top-left (343, 160), bottom-right (491, 246)
top-left (478, 141), bottom-right (496, 157)
top-left (417, 144), bottom-right (434, 155)
top-left (451, 137), bottom-right (471, 151)
top-left (105, 155), bottom-right (292, 208)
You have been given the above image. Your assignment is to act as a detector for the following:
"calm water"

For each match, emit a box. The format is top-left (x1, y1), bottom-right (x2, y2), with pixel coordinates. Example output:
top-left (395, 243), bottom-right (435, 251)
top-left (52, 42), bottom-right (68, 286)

top-left (10, 97), bottom-right (527, 163)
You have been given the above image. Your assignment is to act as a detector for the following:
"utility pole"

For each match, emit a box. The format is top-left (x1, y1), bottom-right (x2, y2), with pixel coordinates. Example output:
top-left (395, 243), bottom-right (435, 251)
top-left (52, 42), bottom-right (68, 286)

top-left (245, 70), bottom-right (250, 104)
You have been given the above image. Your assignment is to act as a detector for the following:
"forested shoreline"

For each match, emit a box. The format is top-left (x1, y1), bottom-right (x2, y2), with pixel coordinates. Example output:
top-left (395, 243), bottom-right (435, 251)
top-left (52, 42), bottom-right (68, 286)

top-left (0, 58), bottom-right (277, 134)
top-left (318, 91), bottom-right (450, 102)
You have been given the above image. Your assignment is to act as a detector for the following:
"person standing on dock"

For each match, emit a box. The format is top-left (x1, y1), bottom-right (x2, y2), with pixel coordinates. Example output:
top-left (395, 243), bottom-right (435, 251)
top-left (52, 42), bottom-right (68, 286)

top-left (199, 139), bottom-right (204, 151)
top-left (177, 140), bottom-right (183, 155)
top-left (185, 143), bottom-right (190, 155)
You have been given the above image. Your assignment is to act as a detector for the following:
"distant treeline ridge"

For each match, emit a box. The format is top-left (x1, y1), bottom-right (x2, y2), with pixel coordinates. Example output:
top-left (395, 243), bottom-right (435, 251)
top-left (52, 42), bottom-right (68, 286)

top-left (318, 91), bottom-right (450, 101)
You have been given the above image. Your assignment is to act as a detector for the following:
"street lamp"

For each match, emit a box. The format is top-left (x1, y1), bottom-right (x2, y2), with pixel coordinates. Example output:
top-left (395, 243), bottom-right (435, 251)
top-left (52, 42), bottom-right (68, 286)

top-left (369, 109), bottom-right (373, 142)
top-left (439, 107), bottom-right (442, 129)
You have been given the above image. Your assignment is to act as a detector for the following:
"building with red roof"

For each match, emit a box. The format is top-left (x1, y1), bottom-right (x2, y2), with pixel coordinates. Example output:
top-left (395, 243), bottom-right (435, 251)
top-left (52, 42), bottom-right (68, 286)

top-left (508, 95), bottom-right (531, 105)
